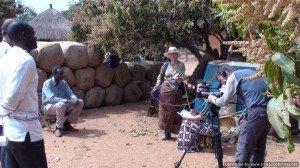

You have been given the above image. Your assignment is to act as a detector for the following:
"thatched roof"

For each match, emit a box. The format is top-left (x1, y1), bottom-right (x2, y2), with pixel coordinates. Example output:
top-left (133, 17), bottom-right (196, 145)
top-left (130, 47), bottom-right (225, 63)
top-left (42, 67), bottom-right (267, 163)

top-left (29, 5), bottom-right (72, 41)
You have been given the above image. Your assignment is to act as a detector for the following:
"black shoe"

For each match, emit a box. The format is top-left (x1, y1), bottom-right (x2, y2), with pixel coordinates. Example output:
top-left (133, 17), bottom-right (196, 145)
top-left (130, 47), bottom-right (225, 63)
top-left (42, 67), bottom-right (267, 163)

top-left (63, 125), bottom-right (79, 132)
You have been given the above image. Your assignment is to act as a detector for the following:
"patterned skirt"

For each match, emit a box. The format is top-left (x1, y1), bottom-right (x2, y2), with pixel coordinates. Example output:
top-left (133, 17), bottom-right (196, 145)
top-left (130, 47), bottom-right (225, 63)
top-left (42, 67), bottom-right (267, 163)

top-left (158, 81), bottom-right (183, 134)
top-left (177, 120), bottom-right (214, 152)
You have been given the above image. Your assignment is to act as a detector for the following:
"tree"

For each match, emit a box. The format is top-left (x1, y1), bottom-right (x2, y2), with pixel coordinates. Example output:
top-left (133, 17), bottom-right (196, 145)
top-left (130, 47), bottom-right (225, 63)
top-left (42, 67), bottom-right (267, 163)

top-left (72, 0), bottom-right (227, 83)
top-left (0, 0), bottom-right (23, 38)
top-left (17, 6), bottom-right (36, 22)
top-left (216, 0), bottom-right (300, 153)
top-left (61, 2), bottom-right (80, 21)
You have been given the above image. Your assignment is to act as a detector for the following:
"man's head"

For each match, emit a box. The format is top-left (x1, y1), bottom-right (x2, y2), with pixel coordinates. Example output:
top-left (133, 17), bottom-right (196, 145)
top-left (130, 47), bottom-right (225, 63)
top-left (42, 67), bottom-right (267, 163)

top-left (216, 64), bottom-right (233, 85)
top-left (7, 21), bottom-right (37, 52)
top-left (52, 66), bottom-right (64, 82)
top-left (1, 18), bottom-right (15, 45)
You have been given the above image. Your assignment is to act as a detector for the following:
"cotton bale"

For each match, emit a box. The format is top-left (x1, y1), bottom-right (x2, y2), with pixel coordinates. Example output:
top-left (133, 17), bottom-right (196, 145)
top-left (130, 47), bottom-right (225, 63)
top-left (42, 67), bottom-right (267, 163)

top-left (139, 61), bottom-right (162, 86)
top-left (87, 45), bottom-right (103, 67)
top-left (59, 41), bottom-right (88, 70)
top-left (72, 87), bottom-right (85, 100)
top-left (36, 42), bottom-right (64, 72)
top-left (134, 81), bottom-right (152, 100)
top-left (62, 66), bottom-right (76, 87)
top-left (122, 82), bottom-right (143, 102)
top-left (84, 87), bottom-right (105, 108)
top-left (112, 63), bottom-right (131, 88)
top-left (104, 84), bottom-right (123, 105)
top-left (74, 67), bottom-right (95, 91)
top-left (30, 49), bottom-right (38, 62)
top-left (95, 64), bottom-right (114, 88)
top-left (126, 62), bottom-right (146, 82)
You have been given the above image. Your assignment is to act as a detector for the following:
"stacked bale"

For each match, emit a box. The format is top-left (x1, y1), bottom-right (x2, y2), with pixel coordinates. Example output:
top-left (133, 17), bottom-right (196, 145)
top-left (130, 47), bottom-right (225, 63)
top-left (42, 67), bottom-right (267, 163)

top-left (112, 63), bottom-right (132, 88)
top-left (87, 45), bottom-right (103, 67)
top-left (104, 84), bottom-right (123, 105)
top-left (95, 63), bottom-right (114, 88)
top-left (139, 61), bottom-right (162, 86)
top-left (59, 41), bottom-right (88, 70)
top-left (126, 62), bottom-right (146, 82)
top-left (84, 87), bottom-right (105, 108)
top-left (36, 42), bottom-right (64, 72)
top-left (75, 67), bottom-right (95, 91)
top-left (34, 41), bottom-right (158, 109)
top-left (122, 82), bottom-right (143, 102)
top-left (72, 88), bottom-right (85, 100)
top-left (62, 66), bottom-right (76, 87)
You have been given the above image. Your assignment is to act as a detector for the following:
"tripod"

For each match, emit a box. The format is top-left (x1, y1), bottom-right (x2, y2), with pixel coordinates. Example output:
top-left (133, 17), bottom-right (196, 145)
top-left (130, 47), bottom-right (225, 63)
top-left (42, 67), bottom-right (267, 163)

top-left (174, 102), bottom-right (223, 168)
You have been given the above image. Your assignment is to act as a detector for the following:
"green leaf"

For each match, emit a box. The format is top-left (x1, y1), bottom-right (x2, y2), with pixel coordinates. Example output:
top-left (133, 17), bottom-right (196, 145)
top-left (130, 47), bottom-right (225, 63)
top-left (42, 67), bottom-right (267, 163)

top-left (266, 62), bottom-right (280, 97)
top-left (282, 70), bottom-right (300, 86)
top-left (284, 88), bottom-right (300, 117)
top-left (275, 94), bottom-right (291, 127)
top-left (284, 125), bottom-right (295, 153)
top-left (267, 98), bottom-right (286, 139)
top-left (271, 52), bottom-right (295, 74)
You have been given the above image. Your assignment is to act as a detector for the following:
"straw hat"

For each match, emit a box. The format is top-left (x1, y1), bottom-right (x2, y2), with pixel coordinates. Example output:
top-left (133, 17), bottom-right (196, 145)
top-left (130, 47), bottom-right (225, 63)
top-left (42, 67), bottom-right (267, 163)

top-left (163, 47), bottom-right (181, 58)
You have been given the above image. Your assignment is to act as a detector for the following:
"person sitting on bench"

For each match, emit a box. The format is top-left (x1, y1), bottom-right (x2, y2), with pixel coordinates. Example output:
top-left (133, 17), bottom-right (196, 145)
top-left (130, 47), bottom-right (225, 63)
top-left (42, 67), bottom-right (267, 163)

top-left (177, 81), bottom-right (219, 152)
top-left (42, 66), bottom-right (84, 137)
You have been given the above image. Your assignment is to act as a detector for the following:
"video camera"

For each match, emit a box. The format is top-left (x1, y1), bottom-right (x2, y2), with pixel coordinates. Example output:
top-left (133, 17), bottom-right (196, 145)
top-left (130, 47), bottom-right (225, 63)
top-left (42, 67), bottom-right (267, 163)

top-left (195, 81), bottom-right (223, 99)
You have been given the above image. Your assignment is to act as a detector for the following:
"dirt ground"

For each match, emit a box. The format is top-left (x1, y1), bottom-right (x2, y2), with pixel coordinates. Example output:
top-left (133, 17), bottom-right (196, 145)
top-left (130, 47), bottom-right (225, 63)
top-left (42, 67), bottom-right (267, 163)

top-left (43, 56), bottom-right (300, 168)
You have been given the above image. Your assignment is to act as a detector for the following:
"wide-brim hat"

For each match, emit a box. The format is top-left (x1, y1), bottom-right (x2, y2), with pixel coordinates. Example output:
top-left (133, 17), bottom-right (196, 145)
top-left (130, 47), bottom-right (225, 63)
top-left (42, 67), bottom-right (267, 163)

top-left (163, 47), bottom-right (182, 58)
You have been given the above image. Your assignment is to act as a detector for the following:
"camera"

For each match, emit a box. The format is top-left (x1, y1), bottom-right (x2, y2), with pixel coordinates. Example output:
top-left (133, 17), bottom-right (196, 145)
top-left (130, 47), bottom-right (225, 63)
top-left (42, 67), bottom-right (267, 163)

top-left (196, 81), bottom-right (223, 99)
top-left (197, 91), bottom-right (223, 99)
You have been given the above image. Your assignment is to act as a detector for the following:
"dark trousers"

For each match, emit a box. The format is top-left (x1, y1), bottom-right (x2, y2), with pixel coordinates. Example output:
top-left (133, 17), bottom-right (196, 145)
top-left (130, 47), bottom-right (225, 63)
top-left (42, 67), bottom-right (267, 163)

top-left (5, 132), bottom-right (48, 168)
top-left (235, 107), bottom-right (271, 168)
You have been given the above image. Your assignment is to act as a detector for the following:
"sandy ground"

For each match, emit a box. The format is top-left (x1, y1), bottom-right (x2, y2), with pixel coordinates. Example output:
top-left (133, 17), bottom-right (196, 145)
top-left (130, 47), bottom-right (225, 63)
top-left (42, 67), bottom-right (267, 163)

top-left (43, 56), bottom-right (300, 168)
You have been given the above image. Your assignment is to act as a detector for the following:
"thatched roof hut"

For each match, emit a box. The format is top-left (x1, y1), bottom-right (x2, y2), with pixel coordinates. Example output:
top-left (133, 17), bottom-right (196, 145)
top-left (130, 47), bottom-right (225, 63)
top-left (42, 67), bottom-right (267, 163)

top-left (29, 4), bottom-right (72, 41)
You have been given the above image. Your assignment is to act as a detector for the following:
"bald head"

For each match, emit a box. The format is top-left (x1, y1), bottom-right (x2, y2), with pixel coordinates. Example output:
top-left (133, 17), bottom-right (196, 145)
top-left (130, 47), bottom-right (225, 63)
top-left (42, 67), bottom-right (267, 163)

top-left (7, 21), bottom-right (37, 52)
top-left (1, 18), bottom-right (15, 36)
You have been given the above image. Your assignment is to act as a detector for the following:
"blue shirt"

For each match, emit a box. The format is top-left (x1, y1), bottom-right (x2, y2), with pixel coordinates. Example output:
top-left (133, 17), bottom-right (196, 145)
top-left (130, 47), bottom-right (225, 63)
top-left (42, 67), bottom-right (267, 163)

top-left (194, 99), bottom-right (219, 125)
top-left (42, 77), bottom-right (77, 108)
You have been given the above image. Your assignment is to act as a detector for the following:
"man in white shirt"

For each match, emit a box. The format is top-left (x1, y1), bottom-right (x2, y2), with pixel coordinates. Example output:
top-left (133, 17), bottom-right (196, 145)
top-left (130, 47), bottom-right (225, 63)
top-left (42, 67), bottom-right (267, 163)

top-left (0, 21), bottom-right (47, 168)
top-left (0, 18), bottom-right (15, 168)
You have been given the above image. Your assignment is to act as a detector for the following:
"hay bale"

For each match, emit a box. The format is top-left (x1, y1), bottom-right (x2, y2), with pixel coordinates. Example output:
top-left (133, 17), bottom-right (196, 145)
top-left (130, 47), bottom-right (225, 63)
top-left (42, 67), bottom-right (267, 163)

top-left (112, 63), bottom-right (131, 88)
top-left (59, 41), bottom-right (88, 70)
top-left (75, 67), bottom-right (95, 91)
top-left (134, 81), bottom-right (152, 100)
top-left (72, 88), bottom-right (85, 100)
top-left (87, 45), bottom-right (103, 67)
top-left (84, 87), bottom-right (105, 108)
top-left (37, 68), bottom-right (47, 92)
top-left (62, 66), bottom-right (76, 87)
top-left (36, 42), bottom-right (64, 72)
top-left (104, 84), bottom-right (123, 105)
top-left (122, 82), bottom-right (143, 102)
top-left (126, 62), bottom-right (146, 82)
top-left (95, 64), bottom-right (114, 88)
top-left (139, 61), bottom-right (162, 86)
top-left (30, 49), bottom-right (38, 62)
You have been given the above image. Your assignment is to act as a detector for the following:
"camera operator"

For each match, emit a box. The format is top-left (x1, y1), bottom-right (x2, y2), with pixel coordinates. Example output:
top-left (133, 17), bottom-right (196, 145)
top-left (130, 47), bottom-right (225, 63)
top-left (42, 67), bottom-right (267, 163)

top-left (177, 81), bottom-right (219, 152)
top-left (208, 64), bottom-right (270, 168)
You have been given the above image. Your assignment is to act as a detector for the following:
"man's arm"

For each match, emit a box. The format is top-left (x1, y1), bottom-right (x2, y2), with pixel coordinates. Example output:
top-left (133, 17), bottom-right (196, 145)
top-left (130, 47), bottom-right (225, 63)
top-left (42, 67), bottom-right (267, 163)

top-left (208, 73), bottom-right (239, 107)
top-left (65, 82), bottom-right (78, 104)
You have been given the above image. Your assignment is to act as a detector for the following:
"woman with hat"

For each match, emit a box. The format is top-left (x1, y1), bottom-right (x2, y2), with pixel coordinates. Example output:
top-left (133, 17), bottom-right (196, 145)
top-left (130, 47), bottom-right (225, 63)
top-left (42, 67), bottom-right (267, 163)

top-left (156, 47), bottom-right (185, 140)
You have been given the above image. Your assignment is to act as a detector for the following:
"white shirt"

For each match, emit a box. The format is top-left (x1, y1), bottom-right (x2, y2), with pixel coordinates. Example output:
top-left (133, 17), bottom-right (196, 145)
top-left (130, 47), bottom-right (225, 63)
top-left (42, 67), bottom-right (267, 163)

top-left (215, 73), bottom-right (239, 107)
top-left (0, 41), bottom-right (12, 59)
top-left (0, 46), bottom-right (43, 142)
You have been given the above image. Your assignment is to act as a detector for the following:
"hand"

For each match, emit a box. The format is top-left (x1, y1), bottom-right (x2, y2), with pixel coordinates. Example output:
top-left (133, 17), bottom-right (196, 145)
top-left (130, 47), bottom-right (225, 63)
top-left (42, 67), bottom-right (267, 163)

top-left (208, 95), bottom-right (216, 103)
top-left (75, 100), bottom-right (80, 105)
top-left (191, 109), bottom-right (197, 116)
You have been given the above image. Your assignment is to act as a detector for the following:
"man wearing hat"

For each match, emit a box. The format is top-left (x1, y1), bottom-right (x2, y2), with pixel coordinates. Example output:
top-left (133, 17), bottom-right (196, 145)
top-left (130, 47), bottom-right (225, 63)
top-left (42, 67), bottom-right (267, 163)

top-left (156, 47), bottom-right (185, 140)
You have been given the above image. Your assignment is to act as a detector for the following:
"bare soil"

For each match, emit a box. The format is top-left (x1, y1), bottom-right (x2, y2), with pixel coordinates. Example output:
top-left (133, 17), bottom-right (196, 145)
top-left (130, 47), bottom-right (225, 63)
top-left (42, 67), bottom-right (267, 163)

top-left (44, 56), bottom-right (300, 168)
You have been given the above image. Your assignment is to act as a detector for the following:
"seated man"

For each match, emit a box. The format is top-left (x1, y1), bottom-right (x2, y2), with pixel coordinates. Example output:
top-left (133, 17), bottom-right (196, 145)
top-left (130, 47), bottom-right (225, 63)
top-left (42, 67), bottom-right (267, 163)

top-left (177, 81), bottom-right (219, 152)
top-left (42, 66), bottom-right (84, 137)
